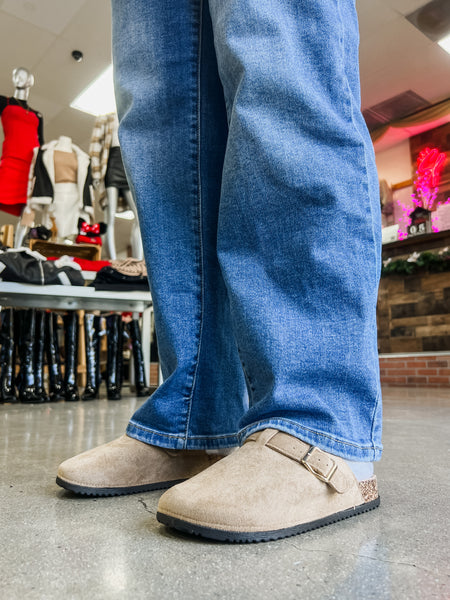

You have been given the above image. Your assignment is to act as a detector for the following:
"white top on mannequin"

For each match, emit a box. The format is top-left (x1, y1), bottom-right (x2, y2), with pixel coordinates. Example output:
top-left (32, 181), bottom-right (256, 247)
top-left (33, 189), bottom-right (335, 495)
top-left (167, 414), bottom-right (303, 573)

top-left (111, 114), bottom-right (120, 148)
top-left (55, 136), bottom-right (73, 153)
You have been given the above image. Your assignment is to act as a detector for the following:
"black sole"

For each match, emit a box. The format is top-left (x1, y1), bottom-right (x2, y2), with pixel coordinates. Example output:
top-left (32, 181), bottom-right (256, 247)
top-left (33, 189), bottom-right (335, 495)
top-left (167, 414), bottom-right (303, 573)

top-left (157, 496), bottom-right (380, 543)
top-left (55, 476), bottom-right (186, 497)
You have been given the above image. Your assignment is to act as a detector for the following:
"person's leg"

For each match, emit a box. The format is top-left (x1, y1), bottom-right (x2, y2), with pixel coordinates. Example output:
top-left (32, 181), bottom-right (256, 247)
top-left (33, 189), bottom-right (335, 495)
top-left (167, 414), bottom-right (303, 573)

top-left (157, 0), bottom-right (382, 541)
top-left (112, 0), bottom-right (246, 450)
top-left (213, 0), bottom-right (382, 461)
top-left (56, 0), bottom-right (247, 496)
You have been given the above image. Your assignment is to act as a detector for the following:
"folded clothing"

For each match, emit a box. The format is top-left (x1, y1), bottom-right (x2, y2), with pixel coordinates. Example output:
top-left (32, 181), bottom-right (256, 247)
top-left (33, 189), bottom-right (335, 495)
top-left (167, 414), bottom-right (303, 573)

top-left (90, 265), bottom-right (149, 291)
top-left (0, 248), bottom-right (85, 286)
top-left (110, 258), bottom-right (147, 277)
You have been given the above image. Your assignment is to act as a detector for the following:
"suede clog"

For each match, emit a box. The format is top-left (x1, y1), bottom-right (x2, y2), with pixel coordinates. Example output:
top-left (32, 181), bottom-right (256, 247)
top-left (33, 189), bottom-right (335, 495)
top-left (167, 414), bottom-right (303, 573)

top-left (56, 434), bottom-right (222, 496)
top-left (157, 429), bottom-right (380, 542)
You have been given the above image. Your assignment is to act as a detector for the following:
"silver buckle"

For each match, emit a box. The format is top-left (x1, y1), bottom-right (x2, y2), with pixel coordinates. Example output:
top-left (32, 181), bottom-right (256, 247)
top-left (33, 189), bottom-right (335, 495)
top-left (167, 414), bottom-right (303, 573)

top-left (301, 446), bottom-right (337, 484)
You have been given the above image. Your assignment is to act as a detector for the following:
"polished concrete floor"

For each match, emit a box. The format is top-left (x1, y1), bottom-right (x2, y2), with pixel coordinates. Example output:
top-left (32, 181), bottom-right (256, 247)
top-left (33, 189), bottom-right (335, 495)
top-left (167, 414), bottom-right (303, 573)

top-left (1, 386), bottom-right (449, 600)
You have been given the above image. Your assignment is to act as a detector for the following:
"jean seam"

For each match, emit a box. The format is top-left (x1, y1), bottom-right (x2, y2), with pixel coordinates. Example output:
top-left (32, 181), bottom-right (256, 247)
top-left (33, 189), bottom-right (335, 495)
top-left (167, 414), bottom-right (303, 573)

top-left (337, 0), bottom-right (381, 454)
top-left (337, 0), bottom-right (380, 281)
top-left (369, 391), bottom-right (382, 449)
top-left (183, 0), bottom-right (205, 447)
top-left (239, 418), bottom-right (383, 452)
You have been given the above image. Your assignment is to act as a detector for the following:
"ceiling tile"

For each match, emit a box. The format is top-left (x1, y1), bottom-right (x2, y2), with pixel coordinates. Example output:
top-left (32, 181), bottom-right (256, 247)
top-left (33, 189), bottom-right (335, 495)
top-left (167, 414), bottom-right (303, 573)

top-left (61, 0), bottom-right (111, 64)
top-left (359, 14), bottom-right (433, 78)
top-left (32, 36), bottom-right (111, 107)
top-left (380, 0), bottom-right (431, 16)
top-left (356, 0), bottom-right (398, 32)
top-left (1, 0), bottom-right (87, 36)
top-left (26, 92), bottom-right (63, 123)
top-left (0, 11), bottom-right (55, 79)
top-left (45, 106), bottom-right (95, 152)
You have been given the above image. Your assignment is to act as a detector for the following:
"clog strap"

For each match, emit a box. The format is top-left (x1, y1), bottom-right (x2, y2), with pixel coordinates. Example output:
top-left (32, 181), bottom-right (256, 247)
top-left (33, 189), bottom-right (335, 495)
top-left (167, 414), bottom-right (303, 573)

top-left (248, 430), bottom-right (352, 494)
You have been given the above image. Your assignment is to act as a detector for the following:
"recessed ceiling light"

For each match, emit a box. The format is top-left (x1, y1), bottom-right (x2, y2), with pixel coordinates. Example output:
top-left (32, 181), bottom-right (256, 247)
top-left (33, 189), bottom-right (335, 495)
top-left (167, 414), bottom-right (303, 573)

top-left (70, 65), bottom-right (116, 116)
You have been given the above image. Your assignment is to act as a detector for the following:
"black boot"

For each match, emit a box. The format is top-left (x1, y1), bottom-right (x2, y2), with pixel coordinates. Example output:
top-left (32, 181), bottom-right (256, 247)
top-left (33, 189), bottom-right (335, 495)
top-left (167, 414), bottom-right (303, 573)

top-left (18, 309), bottom-right (43, 403)
top-left (0, 308), bottom-right (18, 403)
top-left (106, 314), bottom-right (123, 400)
top-left (82, 314), bottom-right (101, 400)
top-left (34, 310), bottom-right (49, 402)
top-left (45, 312), bottom-right (65, 402)
top-left (95, 317), bottom-right (102, 392)
top-left (128, 318), bottom-right (150, 397)
top-left (63, 312), bottom-right (80, 402)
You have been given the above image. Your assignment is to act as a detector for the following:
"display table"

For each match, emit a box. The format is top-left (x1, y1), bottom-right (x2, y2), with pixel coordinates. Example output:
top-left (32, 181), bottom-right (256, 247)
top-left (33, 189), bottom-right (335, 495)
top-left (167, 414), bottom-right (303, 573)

top-left (0, 282), bottom-right (153, 386)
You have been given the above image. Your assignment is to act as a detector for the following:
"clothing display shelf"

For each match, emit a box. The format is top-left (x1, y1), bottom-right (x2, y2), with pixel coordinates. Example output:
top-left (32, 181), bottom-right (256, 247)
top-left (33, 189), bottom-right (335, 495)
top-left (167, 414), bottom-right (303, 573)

top-left (0, 282), bottom-right (153, 386)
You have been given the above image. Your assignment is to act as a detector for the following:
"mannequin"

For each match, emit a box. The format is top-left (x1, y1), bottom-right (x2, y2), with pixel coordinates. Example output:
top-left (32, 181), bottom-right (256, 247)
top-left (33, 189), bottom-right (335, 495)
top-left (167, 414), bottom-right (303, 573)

top-left (89, 113), bottom-right (143, 259)
top-left (0, 67), bottom-right (43, 218)
top-left (15, 136), bottom-right (94, 246)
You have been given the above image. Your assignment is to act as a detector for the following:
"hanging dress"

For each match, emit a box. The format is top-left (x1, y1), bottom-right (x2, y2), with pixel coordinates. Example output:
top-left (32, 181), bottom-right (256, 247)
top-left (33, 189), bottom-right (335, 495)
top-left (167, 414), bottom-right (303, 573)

top-left (0, 99), bottom-right (40, 216)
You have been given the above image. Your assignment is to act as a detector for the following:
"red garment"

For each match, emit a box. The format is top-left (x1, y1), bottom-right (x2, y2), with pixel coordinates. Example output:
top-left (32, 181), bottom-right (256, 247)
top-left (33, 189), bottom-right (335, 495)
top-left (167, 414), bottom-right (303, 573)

top-left (47, 256), bottom-right (111, 272)
top-left (0, 101), bottom-right (40, 216)
top-left (73, 258), bottom-right (111, 271)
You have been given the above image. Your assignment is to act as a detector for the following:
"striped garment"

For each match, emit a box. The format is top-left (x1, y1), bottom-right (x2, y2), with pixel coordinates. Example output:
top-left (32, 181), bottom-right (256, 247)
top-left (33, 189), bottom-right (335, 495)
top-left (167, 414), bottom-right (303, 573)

top-left (89, 113), bottom-right (116, 207)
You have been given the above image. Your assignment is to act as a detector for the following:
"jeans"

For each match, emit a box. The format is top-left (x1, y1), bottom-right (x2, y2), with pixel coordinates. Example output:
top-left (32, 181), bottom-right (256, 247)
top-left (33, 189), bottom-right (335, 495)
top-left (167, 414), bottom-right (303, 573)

top-left (111, 0), bottom-right (382, 461)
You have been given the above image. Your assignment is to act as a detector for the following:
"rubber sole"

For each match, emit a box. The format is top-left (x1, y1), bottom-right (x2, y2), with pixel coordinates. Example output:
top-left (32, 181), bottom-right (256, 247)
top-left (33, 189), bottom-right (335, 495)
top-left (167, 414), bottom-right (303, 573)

top-left (55, 476), bottom-right (186, 497)
top-left (157, 496), bottom-right (380, 543)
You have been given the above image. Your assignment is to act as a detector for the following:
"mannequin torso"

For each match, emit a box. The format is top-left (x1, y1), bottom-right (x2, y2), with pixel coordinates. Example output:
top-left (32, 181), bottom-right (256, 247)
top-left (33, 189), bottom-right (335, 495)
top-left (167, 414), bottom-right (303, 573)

top-left (54, 136), bottom-right (78, 184)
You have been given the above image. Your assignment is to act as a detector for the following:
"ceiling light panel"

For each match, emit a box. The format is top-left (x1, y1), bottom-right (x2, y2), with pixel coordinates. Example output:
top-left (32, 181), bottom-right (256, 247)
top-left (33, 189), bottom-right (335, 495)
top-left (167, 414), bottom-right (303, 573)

top-left (70, 65), bottom-right (116, 116)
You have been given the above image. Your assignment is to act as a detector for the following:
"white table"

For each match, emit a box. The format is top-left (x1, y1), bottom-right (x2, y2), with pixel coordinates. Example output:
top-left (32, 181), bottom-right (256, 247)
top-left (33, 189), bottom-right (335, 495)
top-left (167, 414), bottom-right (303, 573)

top-left (0, 282), bottom-right (153, 387)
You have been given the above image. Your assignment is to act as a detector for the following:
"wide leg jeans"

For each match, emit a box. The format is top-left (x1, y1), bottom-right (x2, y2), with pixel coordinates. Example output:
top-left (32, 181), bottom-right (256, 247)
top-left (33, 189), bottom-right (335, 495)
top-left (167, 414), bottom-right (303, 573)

top-left (111, 0), bottom-right (382, 461)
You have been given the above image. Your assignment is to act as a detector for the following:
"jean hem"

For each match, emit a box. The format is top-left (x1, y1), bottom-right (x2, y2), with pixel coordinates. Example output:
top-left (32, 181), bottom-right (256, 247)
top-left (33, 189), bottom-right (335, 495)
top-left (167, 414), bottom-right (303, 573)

top-left (238, 419), bottom-right (382, 461)
top-left (126, 421), bottom-right (240, 450)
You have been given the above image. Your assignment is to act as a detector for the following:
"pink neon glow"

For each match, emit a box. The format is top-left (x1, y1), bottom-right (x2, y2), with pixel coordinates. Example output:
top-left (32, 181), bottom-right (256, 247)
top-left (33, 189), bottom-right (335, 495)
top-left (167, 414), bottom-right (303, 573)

top-left (411, 147), bottom-right (447, 212)
top-left (393, 147), bottom-right (449, 236)
top-left (417, 147), bottom-right (446, 187)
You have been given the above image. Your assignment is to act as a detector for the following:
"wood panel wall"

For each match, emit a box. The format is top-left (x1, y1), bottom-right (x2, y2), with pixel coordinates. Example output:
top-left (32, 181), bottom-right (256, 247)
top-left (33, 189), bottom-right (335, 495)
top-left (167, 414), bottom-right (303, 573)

top-left (377, 271), bottom-right (450, 353)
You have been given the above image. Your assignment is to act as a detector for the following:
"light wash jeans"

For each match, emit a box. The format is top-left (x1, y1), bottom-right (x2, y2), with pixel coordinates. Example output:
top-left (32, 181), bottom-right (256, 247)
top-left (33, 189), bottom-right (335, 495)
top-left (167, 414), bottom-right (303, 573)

top-left (111, 0), bottom-right (382, 461)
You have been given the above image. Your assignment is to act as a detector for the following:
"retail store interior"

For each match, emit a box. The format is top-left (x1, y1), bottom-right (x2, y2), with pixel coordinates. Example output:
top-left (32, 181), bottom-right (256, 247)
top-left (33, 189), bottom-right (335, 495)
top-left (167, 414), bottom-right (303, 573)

top-left (0, 0), bottom-right (449, 598)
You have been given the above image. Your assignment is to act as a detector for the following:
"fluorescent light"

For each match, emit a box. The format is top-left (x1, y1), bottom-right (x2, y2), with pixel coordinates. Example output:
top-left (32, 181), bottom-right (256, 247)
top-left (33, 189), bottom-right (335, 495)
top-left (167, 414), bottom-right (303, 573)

top-left (115, 210), bottom-right (135, 220)
top-left (438, 33), bottom-right (450, 54)
top-left (70, 65), bottom-right (116, 116)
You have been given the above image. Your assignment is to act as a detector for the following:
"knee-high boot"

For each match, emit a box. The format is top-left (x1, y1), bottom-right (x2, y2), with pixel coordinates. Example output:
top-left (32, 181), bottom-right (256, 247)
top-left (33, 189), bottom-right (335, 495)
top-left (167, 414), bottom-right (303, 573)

top-left (106, 314), bottom-right (123, 400)
top-left (45, 312), bottom-right (64, 402)
top-left (82, 314), bottom-right (101, 401)
top-left (18, 309), bottom-right (43, 403)
top-left (63, 312), bottom-right (80, 402)
top-left (95, 316), bottom-right (102, 391)
top-left (34, 310), bottom-right (49, 403)
top-left (128, 318), bottom-right (150, 397)
top-left (0, 308), bottom-right (18, 403)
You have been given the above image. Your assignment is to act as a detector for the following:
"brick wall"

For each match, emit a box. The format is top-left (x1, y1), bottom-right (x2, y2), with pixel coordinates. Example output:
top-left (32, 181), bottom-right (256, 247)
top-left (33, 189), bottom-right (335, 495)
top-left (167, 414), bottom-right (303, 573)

top-left (379, 354), bottom-right (450, 387)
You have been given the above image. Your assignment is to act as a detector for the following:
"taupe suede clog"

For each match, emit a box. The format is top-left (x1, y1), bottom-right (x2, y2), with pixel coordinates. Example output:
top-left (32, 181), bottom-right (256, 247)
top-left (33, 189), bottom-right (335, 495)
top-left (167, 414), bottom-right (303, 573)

top-left (157, 429), bottom-right (380, 543)
top-left (56, 434), bottom-right (222, 496)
